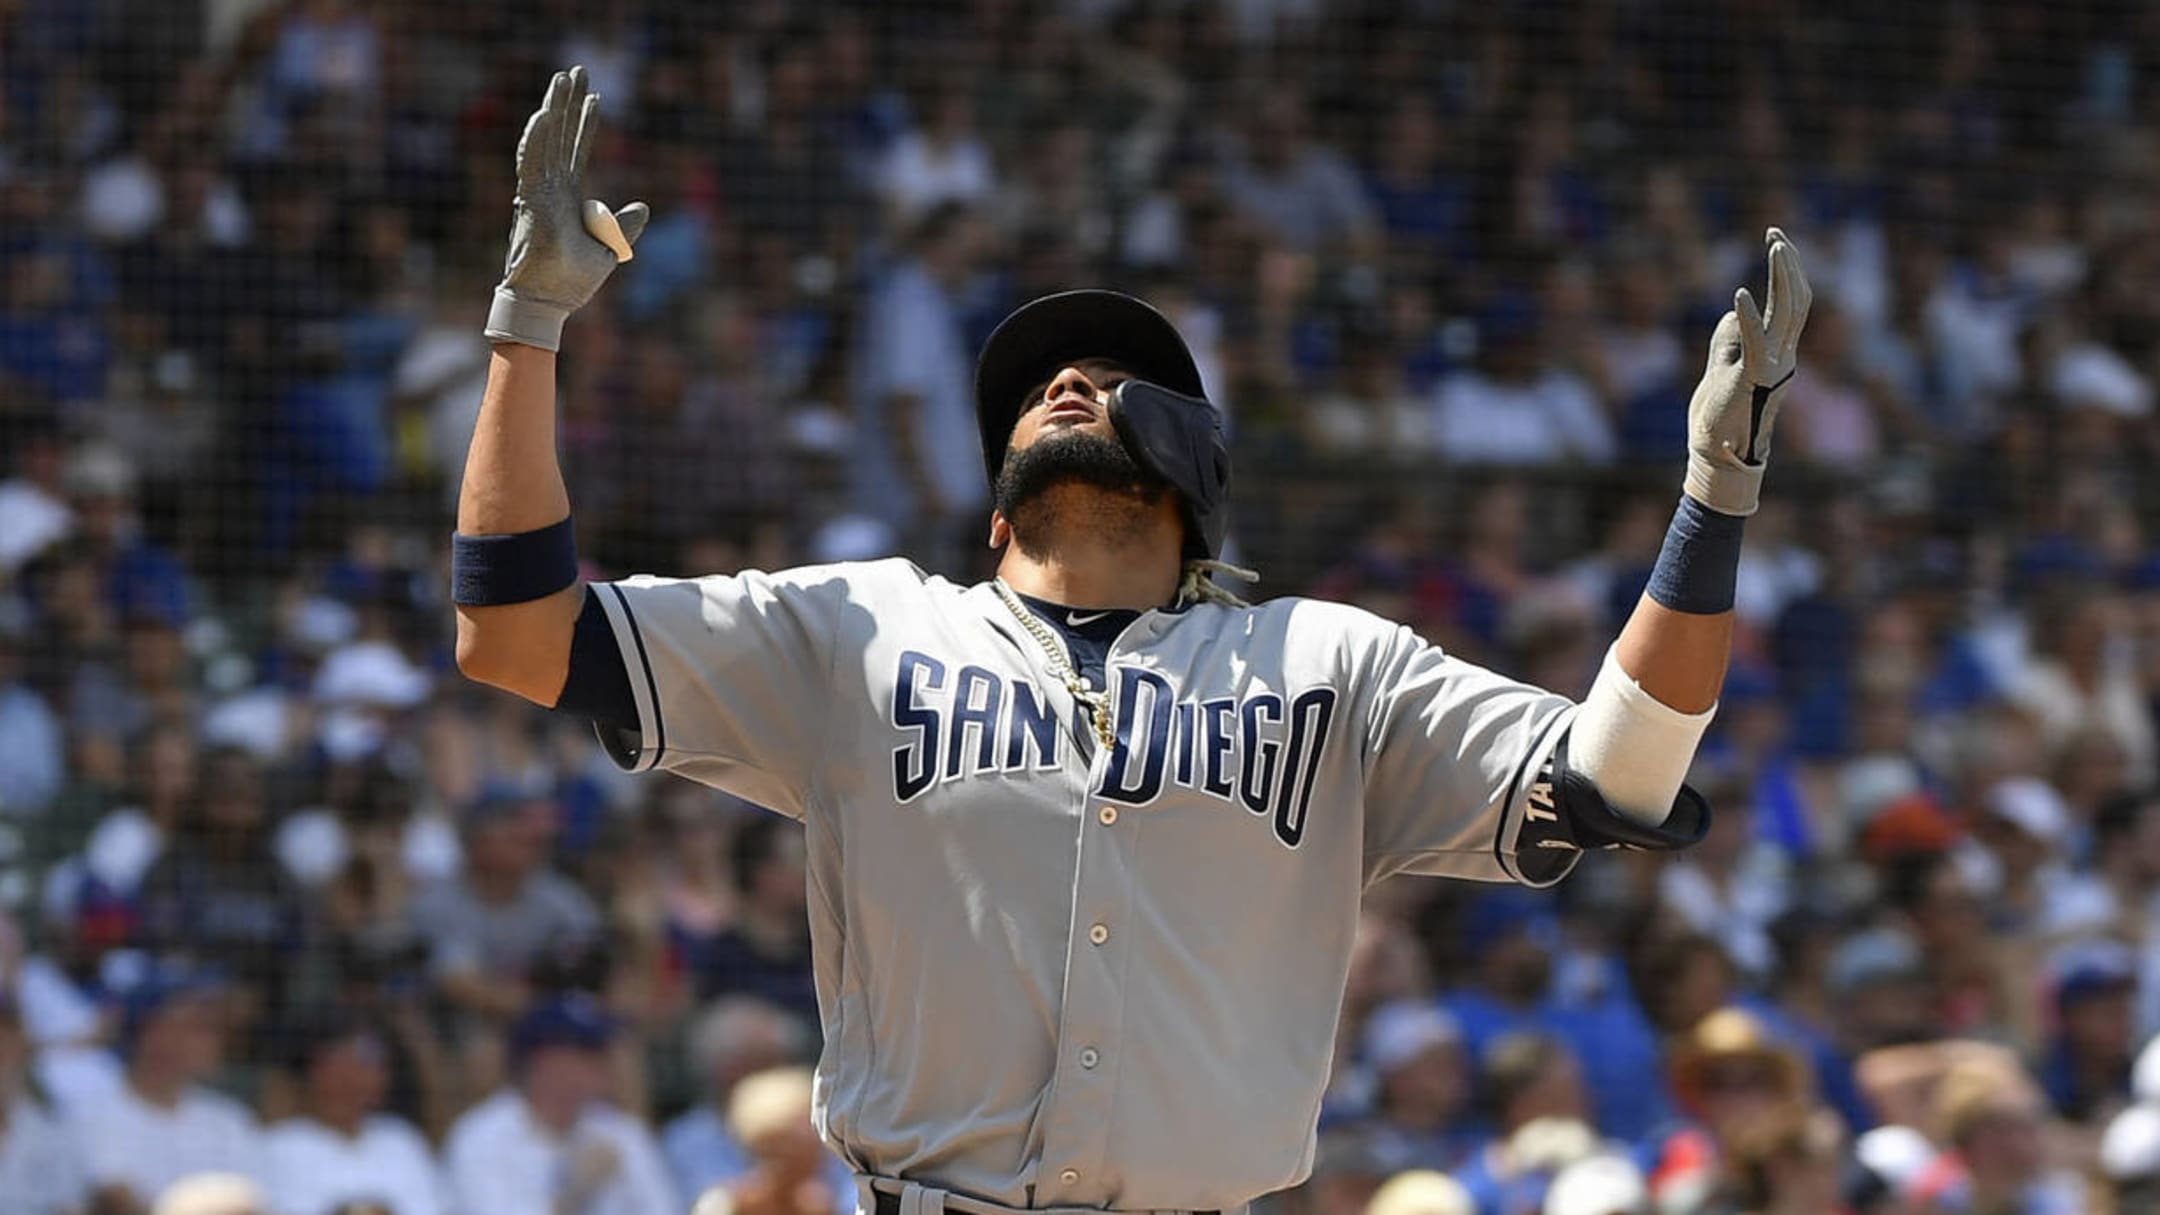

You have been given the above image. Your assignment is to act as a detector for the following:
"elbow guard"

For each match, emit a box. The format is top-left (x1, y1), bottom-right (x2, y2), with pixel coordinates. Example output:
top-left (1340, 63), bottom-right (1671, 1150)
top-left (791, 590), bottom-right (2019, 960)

top-left (1512, 729), bottom-right (1713, 886)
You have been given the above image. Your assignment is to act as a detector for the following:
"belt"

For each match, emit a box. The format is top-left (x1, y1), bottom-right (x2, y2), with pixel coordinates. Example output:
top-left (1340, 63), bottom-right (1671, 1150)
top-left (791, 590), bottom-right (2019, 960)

top-left (862, 1178), bottom-right (1220, 1215)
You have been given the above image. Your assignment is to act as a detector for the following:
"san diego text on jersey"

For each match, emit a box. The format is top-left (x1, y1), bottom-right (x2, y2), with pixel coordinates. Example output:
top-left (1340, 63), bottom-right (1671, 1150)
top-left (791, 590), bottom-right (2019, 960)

top-left (889, 650), bottom-right (1339, 847)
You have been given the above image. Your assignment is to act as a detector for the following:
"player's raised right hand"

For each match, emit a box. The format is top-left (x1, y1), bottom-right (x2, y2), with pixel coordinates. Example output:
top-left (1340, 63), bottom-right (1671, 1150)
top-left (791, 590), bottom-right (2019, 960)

top-left (485, 66), bottom-right (650, 352)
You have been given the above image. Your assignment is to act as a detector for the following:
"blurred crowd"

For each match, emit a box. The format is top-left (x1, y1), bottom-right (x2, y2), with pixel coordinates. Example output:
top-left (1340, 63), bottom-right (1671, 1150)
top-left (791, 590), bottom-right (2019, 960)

top-left (8, 1), bottom-right (2160, 1215)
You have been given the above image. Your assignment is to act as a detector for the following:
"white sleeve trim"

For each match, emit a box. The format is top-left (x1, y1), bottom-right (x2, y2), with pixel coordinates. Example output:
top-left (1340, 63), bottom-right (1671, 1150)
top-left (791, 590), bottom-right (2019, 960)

top-left (591, 583), bottom-right (665, 773)
top-left (1492, 705), bottom-right (1580, 889)
top-left (1569, 645), bottom-right (1716, 826)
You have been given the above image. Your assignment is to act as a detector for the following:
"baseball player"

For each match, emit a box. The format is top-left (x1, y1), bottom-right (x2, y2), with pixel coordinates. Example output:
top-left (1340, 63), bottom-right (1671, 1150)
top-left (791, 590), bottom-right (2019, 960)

top-left (453, 69), bottom-right (1812, 1215)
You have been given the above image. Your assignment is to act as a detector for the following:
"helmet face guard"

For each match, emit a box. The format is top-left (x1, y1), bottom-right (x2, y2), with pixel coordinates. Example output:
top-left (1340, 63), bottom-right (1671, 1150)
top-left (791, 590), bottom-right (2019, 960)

top-left (1106, 379), bottom-right (1229, 560)
top-left (975, 289), bottom-right (1227, 557)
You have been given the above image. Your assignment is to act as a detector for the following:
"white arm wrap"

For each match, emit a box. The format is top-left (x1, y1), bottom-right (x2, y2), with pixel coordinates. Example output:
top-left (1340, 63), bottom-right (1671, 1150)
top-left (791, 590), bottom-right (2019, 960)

top-left (1569, 646), bottom-right (1717, 826)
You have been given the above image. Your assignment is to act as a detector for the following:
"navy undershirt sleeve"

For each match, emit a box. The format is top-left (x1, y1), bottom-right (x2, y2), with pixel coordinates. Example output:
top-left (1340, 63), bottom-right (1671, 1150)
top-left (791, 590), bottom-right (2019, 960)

top-left (554, 588), bottom-right (640, 730)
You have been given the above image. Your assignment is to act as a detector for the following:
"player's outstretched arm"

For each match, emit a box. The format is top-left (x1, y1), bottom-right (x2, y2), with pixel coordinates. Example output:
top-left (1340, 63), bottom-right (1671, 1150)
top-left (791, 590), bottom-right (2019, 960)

top-left (1573, 229), bottom-right (1812, 822)
top-left (1362, 242), bottom-right (1805, 879)
top-left (453, 66), bottom-right (648, 705)
top-left (453, 343), bottom-right (584, 703)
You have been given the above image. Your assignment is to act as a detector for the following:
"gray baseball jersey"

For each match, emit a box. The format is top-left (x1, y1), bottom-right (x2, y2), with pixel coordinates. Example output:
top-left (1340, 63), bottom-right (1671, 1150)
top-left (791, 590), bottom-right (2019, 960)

top-left (587, 558), bottom-right (1580, 1212)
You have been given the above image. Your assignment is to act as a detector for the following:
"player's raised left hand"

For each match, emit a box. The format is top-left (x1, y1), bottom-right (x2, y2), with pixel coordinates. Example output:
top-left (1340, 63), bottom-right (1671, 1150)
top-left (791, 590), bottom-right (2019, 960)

top-left (485, 65), bottom-right (650, 352)
top-left (1682, 228), bottom-right (1812, 517)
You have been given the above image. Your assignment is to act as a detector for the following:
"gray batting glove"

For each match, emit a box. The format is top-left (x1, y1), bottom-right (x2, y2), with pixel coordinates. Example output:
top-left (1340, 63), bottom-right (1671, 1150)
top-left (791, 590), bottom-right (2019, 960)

top-left (1682, 228), bottom-right (1812, 516)
top-left (485, 66), bottom-right (650, 352)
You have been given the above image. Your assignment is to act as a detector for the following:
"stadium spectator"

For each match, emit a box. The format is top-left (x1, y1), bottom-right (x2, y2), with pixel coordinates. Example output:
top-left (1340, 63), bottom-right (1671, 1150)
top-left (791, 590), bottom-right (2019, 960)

top-left (874, 80), bottom-right (997, 233)
top-left (1431, 480), bottom-right (1544, 662)
top-left (71, 724), bottom-right (201, 902)
top-left (704, 1066), bottom-right (836, 1215)
top-left (848, 201), bottom-right (992, 562)
top-left (712, 26), bottom-right (860, 259)
top-left (1437, 890), bottom-right (1563, 1066)
top-left (2035, 942), bottom-right (2139, 1125)
top-left (1776, 299), bottom-right (1900, 467)
top-left (15, 870), bottom-right (132, 1109)
top-left (1881, 850), bottom-right (2015, 1038)
top-left (1720, 1107), bottom-right (1849, 1215)
top-left (1360, 95), bottom-right (1468, 279)
top-left (313, 767), bottom-right (432, 986)
top-left (444, 995), bottom-right (677, 1215)
top-left (1903, 1057), bottom-right (2082, 1215)
top-left (1322, 909), bottom-right (1435, 1124)
top-left (694, 818), bottom-right (817, 1029)
top-left (1359, 1001), bottom-right (1474, 1173)
top-left (1307, 498), bottom-right (1458, 649)
top-left (661, 998), bottom-right (842, 1204)
top-left (0, 410), bottom-right (73, 576)
top-left (243, 0), bottom-right (385, 162)
top-left (1552, 491), bottom-right (1667, 642)
top-left (0, 173), bottom-right (116, 406)
top-left (0, 619), bottom-right (64, 817)
top-left (1430, 296), bottom-right (1614, 467)
top-left (1644, 1009), bottom-right (1814, 1215)
top-left (1453, 1034), bottom-right (1595, 1215)
top-left (262, 1013), bottom-right (448, 1215)
top-left (1594, 256), bottom-right (1690, 463)
top-left (647, 788), bottom-right (737, 994)
top-left (311, 922), bottom-right (452, 1139)
top-left (1820, 927), bottom-right (1936, 1068)
top-left (0, 992), bottom-right (90, 1215)
top-left (64, 965), bottom-right (261, 1213)
top-left (1655, 774), bottom-right (1790, 981)
top-left (992, 123), bottom-right (1113, 259)
top-left (1961, 777), bottom-right (2085, 940)
top-left (2011, 586), bottom-right (2157, 784)
top-left (65, 440), bottom-right (189, 634)
top-left (1216, 85), bottom-right (1377, 256)
top-left (1304, 314), bottom-right (1430, 457)
top-left (411, 787), bottom-right (602, 1036)
top-left (132, 747), bottom-right (310, 1048)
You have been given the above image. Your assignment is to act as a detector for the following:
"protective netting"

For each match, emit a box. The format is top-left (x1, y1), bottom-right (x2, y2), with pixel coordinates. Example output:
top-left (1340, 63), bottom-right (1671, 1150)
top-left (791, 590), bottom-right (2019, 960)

top-left (1, 2), bottom-right (2157, 1214)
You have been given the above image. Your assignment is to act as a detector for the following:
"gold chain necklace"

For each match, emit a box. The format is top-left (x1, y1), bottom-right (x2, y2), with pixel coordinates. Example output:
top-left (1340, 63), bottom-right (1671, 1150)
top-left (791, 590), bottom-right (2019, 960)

top-left (992, 579), bottom-right (1118, 752)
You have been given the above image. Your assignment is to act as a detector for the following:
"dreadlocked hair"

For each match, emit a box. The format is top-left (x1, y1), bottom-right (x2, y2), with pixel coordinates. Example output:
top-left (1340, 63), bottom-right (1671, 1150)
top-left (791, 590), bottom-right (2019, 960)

top-left (1177, 559), bottom-right (1259, 609)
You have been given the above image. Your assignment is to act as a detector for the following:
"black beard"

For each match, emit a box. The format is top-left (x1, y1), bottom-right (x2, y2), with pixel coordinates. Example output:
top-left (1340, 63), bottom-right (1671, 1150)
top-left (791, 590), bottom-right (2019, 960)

top-left (994, 429), bottom-right (1171, 557)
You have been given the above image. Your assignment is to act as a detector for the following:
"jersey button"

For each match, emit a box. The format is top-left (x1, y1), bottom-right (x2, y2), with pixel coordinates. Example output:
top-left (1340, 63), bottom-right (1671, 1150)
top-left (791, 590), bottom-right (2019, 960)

top-left (1098, 806), bottom-right (1118, 825)
top-left (1060, 1169), bottom-right (1080, 1186)
top-left (1079, 1047), bottom-right (1100, 1069)
top-left (1088, 923), bottom-right (1109, 945)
